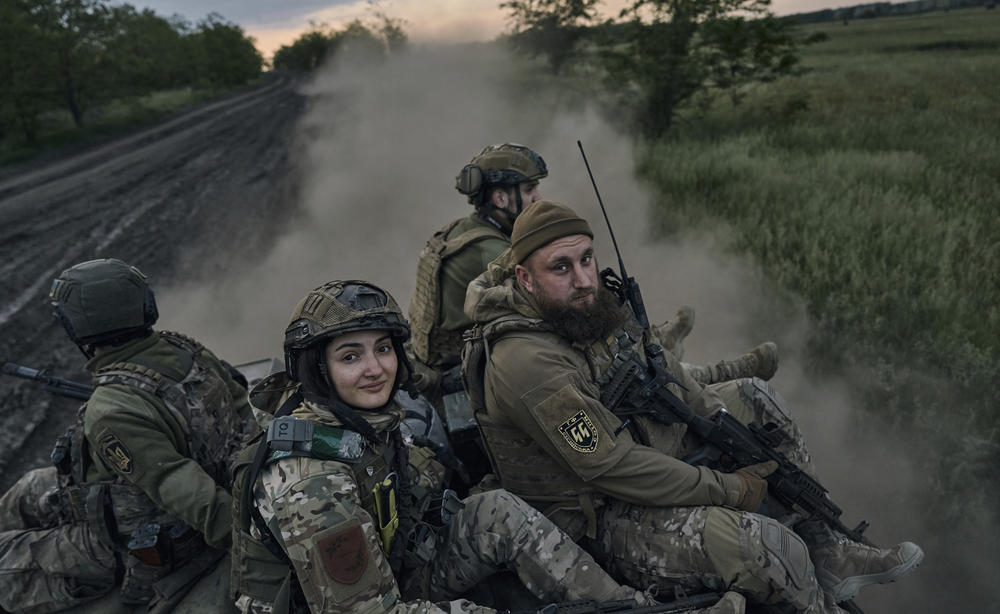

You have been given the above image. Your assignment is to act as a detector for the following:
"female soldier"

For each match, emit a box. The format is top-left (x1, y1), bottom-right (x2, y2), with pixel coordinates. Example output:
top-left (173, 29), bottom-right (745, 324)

top-left (229, 280), bottom-right (685, 614)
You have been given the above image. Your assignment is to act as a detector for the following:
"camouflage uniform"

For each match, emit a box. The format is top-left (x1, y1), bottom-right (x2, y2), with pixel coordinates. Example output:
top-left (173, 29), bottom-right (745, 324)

top-left (463, 261), bottom-right (832, 614)
top-left (0, 330), bottom-right (252, 613)
top-left (231, 374), bottom-right (644, 614)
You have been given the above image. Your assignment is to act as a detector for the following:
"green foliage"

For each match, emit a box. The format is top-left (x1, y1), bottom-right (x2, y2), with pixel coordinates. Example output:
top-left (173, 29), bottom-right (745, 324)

top-left (502, 0), bottom-right (805, 137)
top-left (272, 10), bottom-right (409, 73)
top-left (636, 7), bottom-right (1000, 520)
top-left (0, 0), bottom-right (262, 148)
top-left (501, 0), bottom-right (600, 72)
top-left (188, 13), bottom-right (263, 87)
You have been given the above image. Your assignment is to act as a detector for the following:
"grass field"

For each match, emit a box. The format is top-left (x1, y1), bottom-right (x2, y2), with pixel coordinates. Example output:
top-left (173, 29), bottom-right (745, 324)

top-left (637, 6), bottom-right (1000, 520)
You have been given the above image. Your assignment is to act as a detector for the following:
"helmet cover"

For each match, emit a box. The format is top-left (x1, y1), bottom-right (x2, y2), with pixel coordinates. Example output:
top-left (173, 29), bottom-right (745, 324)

top-left (50, 258), bottom-right (158, 348)
top-left (455, 143), bottom-right (548, 204)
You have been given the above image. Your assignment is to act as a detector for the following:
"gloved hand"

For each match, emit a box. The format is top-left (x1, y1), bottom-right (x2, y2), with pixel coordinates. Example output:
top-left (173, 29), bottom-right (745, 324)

top-left (730, 460), bottom-right (778, 512)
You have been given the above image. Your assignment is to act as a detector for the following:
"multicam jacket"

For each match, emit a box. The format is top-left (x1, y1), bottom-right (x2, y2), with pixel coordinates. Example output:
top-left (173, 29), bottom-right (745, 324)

top-left (231, 374), bottom-right (455, 614)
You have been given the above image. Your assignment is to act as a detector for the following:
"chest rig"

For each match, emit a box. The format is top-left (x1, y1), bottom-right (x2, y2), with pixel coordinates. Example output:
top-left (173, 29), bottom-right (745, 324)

top-left (231, 396), bottom-right (461, 613)
top-left (409, 216), bottom-right (505, 368)
top-left (56, 332), bottom-right (246, 558)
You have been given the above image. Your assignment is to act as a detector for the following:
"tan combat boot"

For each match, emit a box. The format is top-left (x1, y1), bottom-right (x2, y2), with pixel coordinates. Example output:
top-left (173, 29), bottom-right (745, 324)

top-left (685, 342), bottom-right (780, 385)
top-left (810, 537), bottom-right (924, 603)
top-left (656, 305), bottom-right (695, 360)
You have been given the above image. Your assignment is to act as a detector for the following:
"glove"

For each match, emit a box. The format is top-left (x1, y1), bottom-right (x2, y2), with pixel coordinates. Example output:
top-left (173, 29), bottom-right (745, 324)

top-left (730, 460), bottom-right (778, 512)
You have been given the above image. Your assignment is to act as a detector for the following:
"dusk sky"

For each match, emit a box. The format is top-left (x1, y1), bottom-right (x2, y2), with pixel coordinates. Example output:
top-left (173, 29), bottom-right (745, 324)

top-left (135, 0), bottom-right (856, 58)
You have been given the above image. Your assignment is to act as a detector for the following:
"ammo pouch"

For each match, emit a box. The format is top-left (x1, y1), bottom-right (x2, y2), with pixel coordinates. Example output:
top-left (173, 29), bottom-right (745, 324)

top-left (231, 523), bottom-right (300, 607)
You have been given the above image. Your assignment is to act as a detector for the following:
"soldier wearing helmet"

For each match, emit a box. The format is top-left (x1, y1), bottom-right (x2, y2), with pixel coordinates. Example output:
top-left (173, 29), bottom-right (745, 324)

top-left (407, 144), bottom-right (547, 485)
top-left (0, 258), bottom-right (253, 612)
top-left (229, 279), bottom-right (659, 614)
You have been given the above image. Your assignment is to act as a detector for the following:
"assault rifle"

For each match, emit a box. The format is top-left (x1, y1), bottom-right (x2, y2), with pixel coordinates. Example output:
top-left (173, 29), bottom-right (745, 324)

top-left (508, 592), bottom-right (723, 614)
top-left (2, 362), bottom-right (92, 400)
top-left (577, 141), bottom-right (871, 547)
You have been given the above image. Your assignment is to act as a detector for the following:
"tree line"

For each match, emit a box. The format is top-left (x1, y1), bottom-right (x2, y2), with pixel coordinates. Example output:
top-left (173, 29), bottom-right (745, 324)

top-left (271, 13), bottom-right (408, 73)
top-left (0, 0), bottom-right (263, 144)
top-left (501, 0), bottom-right (823, 138)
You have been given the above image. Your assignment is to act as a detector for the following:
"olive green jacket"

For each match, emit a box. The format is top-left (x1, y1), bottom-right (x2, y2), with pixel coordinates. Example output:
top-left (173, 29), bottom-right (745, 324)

top-left (438, 214), bottom-right (508, 335)
top-left (464, 262), bottom-right (743, 512)
top-left (83, 332), bottom-right (252, 549)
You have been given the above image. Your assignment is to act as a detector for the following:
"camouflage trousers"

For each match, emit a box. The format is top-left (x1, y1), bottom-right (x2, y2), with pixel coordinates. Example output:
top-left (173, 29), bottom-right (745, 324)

top-left (429, 489), bottom-right (636, 605)
top-left (0, 467), bottom-right (117, 613)
top-left (595, 502), bottom-right (826, 613)
top-left (706, 378), bottom-right (817, 479)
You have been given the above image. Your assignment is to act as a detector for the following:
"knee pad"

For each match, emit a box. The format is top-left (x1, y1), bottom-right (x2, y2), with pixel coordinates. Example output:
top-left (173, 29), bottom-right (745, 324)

top-left (738, 377), bottom-right (794, 426)
top-left (705, 509), bottom-right (818, 609)
top-left (758, 516), bottom-right (814, 592)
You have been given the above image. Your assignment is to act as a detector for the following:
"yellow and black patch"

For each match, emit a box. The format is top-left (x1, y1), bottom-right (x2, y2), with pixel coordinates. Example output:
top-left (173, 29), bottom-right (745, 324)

top-left (99, 432), bottom-right (135, 475)
top-left (559, 410), bottom-right (599, 453)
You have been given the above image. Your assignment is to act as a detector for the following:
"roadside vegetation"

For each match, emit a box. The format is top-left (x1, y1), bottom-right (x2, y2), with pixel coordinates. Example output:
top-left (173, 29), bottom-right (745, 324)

top-left (505, 3), bottom-right (1000, 527)
top-left (271, 12), bottom-right (408, 72)
top-left (0, 0), bottom-right (264, 164)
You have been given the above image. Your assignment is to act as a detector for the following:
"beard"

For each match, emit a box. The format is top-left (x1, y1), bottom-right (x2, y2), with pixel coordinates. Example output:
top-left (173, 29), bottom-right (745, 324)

top-left (533, 283), bottom-right (625, 345)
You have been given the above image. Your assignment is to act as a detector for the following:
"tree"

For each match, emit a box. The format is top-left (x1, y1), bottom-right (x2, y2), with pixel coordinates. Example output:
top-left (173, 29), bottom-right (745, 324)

top-left (188, 13), bottom-right (262, 87)
top-left (503, 0), bottom-right (803, 137)
top-left (0, 2), bottom-right (59, 142)
top-left (273, 22), bottom-right (335, 72)
top-left (501, 0), bottom-right (599, 72)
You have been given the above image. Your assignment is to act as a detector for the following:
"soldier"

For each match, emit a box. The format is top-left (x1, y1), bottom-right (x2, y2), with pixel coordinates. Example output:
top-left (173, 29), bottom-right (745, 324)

top-left (463, 201), bottom-right (924, 614)
top-left (229, 279), bottom-right (745, 614)
top-left (0, 258), bottom-right (253, 612)
top-left (409, 143), bottom-right (547, 406)
top-left (408, 144), bottom-right (770, 487)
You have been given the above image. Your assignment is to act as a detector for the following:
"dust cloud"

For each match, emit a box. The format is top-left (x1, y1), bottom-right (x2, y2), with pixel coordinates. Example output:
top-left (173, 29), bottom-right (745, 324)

top-left (159, 42), bottom-right (992, 612)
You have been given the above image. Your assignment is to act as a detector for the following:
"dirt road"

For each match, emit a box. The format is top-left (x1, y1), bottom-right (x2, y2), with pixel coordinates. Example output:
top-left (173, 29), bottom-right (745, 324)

top-left (0, 75), bottom-right (305, 491)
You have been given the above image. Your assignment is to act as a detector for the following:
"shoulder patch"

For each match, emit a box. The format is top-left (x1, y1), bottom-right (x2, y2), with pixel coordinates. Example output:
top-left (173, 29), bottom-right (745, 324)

top-left (99, 431), bottom-right (135, 474)
top-left (559, 410), bottom-right (599, 453)
top-left (318, 524), bottom-right (368, 584)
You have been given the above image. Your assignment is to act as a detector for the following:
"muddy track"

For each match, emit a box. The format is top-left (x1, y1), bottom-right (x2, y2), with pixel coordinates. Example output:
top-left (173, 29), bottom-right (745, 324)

top-left (0, 75), bottom-right (306, 491)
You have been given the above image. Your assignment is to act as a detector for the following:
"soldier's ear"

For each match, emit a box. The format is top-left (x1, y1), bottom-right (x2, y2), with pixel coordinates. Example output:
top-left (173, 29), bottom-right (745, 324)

top-left (490, 187), bottom-right (510, 209)
top-left (515, 264), bottom-right (533, 293)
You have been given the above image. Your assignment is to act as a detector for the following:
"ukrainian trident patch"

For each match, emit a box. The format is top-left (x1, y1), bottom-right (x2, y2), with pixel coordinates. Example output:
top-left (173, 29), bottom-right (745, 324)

top-left (99, 431), bottom-right (134, 475)
top-left (559, 410), bottom-right (599, 453)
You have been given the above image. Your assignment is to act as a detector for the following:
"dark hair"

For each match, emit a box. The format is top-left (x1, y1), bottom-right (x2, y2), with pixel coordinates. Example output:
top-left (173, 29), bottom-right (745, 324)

top-left (296, 345), bottom-right (332, 399)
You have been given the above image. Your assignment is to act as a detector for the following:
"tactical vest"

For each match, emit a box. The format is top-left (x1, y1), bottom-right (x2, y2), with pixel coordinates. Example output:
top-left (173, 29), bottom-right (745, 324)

top-left (464, 316), bottom-right (607, 539)
top-left (230, 404), bottom-right (456, 613)
top-left (61, 331), bottom-right (249, 550)
top-left (230, 418), bottom-right (397, 613)
top-left (410, 216), bottom-right (506, 369)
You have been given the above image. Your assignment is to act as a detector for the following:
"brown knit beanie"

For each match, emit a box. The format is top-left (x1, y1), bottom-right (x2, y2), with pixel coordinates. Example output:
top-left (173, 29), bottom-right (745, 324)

top-left (510, 200), bottom-right (593, 264)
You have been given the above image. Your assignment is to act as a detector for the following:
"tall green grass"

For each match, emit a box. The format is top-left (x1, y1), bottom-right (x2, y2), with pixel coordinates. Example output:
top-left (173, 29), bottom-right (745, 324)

top-left (638, 7), bottom-right (1000, 520)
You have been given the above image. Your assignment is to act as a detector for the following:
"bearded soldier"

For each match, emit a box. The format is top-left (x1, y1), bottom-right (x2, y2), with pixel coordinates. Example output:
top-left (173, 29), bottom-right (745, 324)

top-left (463, 201), bottom-right (923, 614)
top-left (229, 279), bottom-right (746, 614)
top-left (409, 145), bottom-right (774, 487)
top-left (0, 258), bottom-right (253, 612)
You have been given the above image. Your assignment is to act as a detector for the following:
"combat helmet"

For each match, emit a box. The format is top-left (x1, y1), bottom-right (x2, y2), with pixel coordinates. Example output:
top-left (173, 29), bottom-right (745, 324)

top-left (284, 280), bottom-right (416, 398)
top-left (455, 143), bottom-right (548, 209)
top-left (50, 258), bottom-right (158, 357)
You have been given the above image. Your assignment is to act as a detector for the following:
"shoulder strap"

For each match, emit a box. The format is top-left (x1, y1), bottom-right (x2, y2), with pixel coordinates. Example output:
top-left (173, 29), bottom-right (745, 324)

top-left (244, 391), bottom-right (303, 565)
top-left (438, 223), bottom-right (504, 260)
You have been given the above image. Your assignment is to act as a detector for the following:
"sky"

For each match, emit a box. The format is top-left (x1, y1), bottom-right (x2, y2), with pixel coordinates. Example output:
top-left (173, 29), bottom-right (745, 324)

top-left (135, 0), bottom-right (853, 59)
